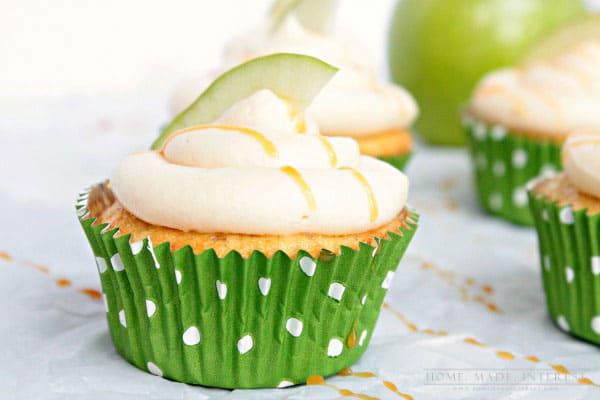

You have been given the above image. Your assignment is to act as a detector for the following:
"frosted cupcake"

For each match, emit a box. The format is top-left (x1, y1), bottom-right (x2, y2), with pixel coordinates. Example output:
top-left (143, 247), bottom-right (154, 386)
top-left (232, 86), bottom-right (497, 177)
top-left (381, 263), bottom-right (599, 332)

top-left (528, 131), bottom-right (600, 344)
top-left (77, 54), bottom-right (418, 388)
top-left (465, 40), bottom-right (600, 225)
top-left (171, 1), bottom-right (419, 171)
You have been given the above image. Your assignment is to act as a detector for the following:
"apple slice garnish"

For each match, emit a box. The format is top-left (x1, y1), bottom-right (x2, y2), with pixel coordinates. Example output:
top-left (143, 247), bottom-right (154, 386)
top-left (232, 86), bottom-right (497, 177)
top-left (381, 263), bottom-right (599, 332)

top-left (269, 0), bottom-right (339, 34)
top-left (152, 53), bottom-right (338, 150)
top-left (522, 14), bottom-right (600, 64)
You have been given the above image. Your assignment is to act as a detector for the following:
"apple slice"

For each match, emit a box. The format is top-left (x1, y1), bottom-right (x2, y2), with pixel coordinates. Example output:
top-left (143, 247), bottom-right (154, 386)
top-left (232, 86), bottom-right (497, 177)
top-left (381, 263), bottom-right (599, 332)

top-left (269, 0), bottom-right (339, 34)
top-left (522, 14), bottom-right (600, 64)
top-left (152, 53), bottom-right (337, 150)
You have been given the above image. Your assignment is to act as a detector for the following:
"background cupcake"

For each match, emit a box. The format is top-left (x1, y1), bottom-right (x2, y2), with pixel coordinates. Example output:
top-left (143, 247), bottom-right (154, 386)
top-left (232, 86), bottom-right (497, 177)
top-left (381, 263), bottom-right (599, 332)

top-left (78, 54), bottom-right (418, 388)
top-left (528, 131), bottom-right (600, 344)
top-left (170, 0), bottom-right (419, 171)
top-left (465, 40), bottom-right (600, 225)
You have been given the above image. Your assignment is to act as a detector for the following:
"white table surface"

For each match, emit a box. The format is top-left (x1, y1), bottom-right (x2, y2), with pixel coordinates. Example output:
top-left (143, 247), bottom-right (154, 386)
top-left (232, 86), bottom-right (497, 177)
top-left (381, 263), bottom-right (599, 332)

top-left (1, 92), bottom-right (598, 399)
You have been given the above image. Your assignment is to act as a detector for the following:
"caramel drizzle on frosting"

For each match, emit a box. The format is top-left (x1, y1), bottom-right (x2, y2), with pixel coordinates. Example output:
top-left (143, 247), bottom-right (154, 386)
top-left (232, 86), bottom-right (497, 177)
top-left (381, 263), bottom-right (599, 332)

top-left (160, 124), bottom-right (279, 159)
top-left (280, 166), bottom-right (317, 213)
top-left (318, 136), bottom-right (338, 167)
top-left (477, 84), bottom-right (528, 117)
top-left (340, 167), bottom-right (379, 223)
top-left (562, 136), bottom-right (600, 163)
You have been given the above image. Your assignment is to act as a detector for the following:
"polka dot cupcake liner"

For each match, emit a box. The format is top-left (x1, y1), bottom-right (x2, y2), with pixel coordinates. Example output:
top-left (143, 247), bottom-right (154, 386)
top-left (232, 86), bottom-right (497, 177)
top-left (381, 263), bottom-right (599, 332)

top-left (76, 186), bottom-right (418, 388)
top-left (378, 152), bottom-right (412, 171)
top-left (464, 117), bottom-right (562, 226)
top-left (528, 187), bottom-right (600, 345)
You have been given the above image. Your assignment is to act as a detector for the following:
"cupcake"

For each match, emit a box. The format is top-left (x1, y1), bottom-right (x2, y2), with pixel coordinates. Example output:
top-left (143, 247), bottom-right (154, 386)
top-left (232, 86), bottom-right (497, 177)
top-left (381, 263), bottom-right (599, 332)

top-left (464, 40), bottom-right (600, 225)
top-left (77, 54), bottom-right (418, 388)
top-left (528, 131), bottom-right (600, 344)
top-left (170, 3), bottom-right (419, 171)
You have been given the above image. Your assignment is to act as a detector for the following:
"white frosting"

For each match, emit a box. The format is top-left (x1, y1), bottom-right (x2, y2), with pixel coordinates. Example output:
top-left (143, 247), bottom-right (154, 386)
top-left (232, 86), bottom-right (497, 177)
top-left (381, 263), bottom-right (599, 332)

top-left (113, 90), bottom-right (409, 235)
top-left (563, 131), bottom-right (600, 199)
top-left (470, 41), bottom-right (600, 135)
top-left (171, 17), bottom-right (418, 136)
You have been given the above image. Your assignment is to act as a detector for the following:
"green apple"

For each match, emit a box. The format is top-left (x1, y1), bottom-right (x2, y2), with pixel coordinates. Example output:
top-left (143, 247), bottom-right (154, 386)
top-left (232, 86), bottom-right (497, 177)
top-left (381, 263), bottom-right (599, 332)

top-left (388, 0), bottom-right (587, 146)
top-left (269, 0), bottom-right (338, 33)
top-left (152, 53), bottom-right (338, 150)
top-left (523, 14), bottom-right (600, 64)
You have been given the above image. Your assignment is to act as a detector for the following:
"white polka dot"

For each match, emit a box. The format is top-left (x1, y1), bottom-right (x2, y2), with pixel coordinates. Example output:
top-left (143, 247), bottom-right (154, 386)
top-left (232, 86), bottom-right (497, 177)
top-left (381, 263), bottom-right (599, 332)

top-left (147, 239), bottom-right (160, 269)
top-left (361, 295), bottom-right (367, 305)
top-left (492, 161), bottom-right (506, 176)
top-left (118, 309), bottom-right (127, 327)
top-left (175, 270), bottom-right (182, 285)
top-left (474, 122), bottom-right (487, 140)
top-left (512, 188), bottom-right (528, 208)
top-left (299, 256), bottom-right (316, 277)
top-left (327, 283), bottom-right (346, 301)
top-left (491, 125), bottom-right (507, 141)
top-left (102, 293), bottom-right (108, 312)
top-left (327, 338), bottom-right (343, 357)
top-left (557, 315), bottom-right (570, 332)
top-left (183, 326), bottom-right (201, 346)
top-left (512, 149), bottom-right (528, 168)
top-left (130, 240), bottom-right (144, 255)
top-left (544, 256), bottom-right (552, 272)
top-left (382, 271), bottom-right (395, 289)
top-left (258, 277), bottom-right (271, 296)
top-left (542, 209), bottom-right (549, 221)
top-left (565, 267), bottom-right (575, 283)
top-left (489, 193), bottom-right (503, 211)
top-left (591, 316), bottom-right (600, 334)
top-left (592, 257), bottom-right (600, 275)
top-left (111, 253), bottom-right (124, 272)
top-left (216, 280), bottom-right (227, 300)
top-left (475, 153), bottom-right (487, 170)
top-left (560, 207), bottom-right (574, 224)
top-left (96, 257), bottom-right (107, 274)
top-left (541, 164), bottom-right (558, 177)
top-left (237, 335), bottom-right (253, 354)
top-left (359, 330), bottom-right (368, 346)
top-left (146, 300), bottom-right (156, 318)
top-left (285, 318), bottom-right (303, 337)
top-left (371, 246), bottom-right (379, 258)
top-left (147, 361), bottom-right (163, 377)
top-left (277, 380), bottom-right (294, 388)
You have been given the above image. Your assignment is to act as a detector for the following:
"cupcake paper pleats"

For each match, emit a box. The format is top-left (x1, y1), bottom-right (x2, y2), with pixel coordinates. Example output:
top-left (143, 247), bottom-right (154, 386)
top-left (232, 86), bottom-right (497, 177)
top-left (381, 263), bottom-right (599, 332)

top-left (76, 185), bottom-right (418, 388)
top-left (465, 117), bottom-right (562, 226)
top-left (529, 188), bottom-right (600, 345)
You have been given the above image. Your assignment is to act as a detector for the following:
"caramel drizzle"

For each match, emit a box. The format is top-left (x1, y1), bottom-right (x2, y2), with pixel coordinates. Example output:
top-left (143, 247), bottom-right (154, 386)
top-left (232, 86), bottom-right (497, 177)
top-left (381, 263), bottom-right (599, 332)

top-left (476, 84), bottom-right (528, 117)
top-left (340, 168), bottom-right (378, 223)
top-left (319, 136), bottom-right (338, 167)
top-left (280, 166), bottom-right (316, 212)
top-left (306, 375), bottom-right (379, 400)
top-left (562, 137), bottom-right (600, 163)
top-left (160, 124), bottom-right (279, 159)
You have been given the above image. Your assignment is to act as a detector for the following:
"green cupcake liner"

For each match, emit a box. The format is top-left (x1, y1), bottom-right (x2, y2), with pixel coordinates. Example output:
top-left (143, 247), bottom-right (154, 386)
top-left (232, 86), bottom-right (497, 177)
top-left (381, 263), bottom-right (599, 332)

top-left (76, 185), bottom-right (418, 388)
top-left (464, 116), bottom-right (562, 226)
top-left (378, 152), bottom-right (412, 171)
top-left (528, 185), bottom-right (600, 345)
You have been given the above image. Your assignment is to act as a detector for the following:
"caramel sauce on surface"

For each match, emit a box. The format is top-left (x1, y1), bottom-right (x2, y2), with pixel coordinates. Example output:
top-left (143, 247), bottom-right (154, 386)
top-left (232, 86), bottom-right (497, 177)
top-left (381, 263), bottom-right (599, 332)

top-left (55, 279), bottom-right (71, 287)
top-left (346, 328), bottom-right (358, 349)
top-left (340, 168), bottom-right (378, 223)
top-left (79, 288), bottom-right (103, 300)
top-left (525, 356), bottom-right (540, 363)
top-left (306, 375), bottom-right (380, 400)
top-left (160, 124), bottom-right (279, 159)
top-left (464, 338), bottom-right (487, 347)
top-left (383, 381), bottom-right (413, 400)
top-left (318, 136), bottom-right (338, 167)
top-left (280, 166), bottom-right (316, 212)
top-left (496, 351), bottom-right (515, 360)
top-left (0, 251), bottom-right (11, 261)
top-left (551, 364), bottom-right (570, 375)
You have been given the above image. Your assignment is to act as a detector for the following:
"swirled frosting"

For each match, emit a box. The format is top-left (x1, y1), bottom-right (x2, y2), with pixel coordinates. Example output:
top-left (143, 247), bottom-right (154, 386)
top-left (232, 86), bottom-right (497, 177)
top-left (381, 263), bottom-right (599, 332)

top-left (171, 17), bottom-right (418, 136)
top-left (563, 131), bottom-right (600, 199)
top-left (112, 90), bottom-right (409, 235)
top-left (470, 41), bottom-right (600, 136)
